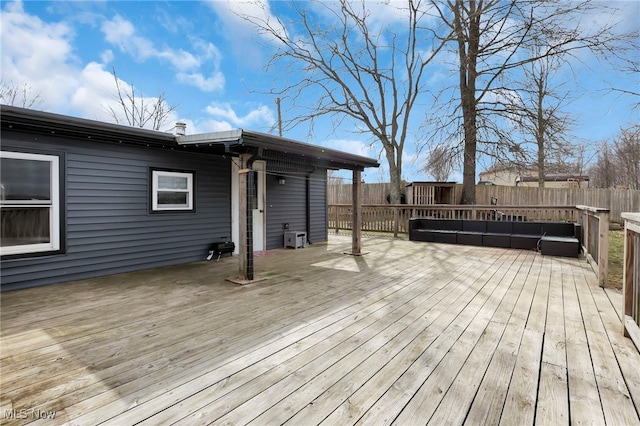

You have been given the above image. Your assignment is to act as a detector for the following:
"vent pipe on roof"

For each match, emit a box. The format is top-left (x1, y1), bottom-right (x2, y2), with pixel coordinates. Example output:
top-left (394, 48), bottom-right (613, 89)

top-left (175, 122), bottom-right (186, 136)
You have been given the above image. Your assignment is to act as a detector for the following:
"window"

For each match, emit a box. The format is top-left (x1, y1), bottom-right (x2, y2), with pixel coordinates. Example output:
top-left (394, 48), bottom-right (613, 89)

top-left (1, 151), bottom-right (60, 256)
top-left (151, 169), bottom-right (194, 211)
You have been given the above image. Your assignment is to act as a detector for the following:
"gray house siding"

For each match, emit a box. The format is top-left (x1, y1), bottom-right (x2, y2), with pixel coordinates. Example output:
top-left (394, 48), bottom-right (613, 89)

top-left (308, 169), bottom-right (327, 244)
top-left (1, 131), bottom-right (230, 291)
top-left (264, 156), bottom-right (328, 250)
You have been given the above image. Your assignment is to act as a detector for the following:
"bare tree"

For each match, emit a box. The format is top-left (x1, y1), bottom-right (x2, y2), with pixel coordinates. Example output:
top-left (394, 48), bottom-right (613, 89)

top-left (589, 143), bottom-right (618, 188)
top-left (424, 143), bottom-right (456, 181)
top-left (505, 47), bottom-right (578, 187)
top-left (429, 0), bottom-right (639, 203)
top-left (0, 79), bottom-right (42, 108)
top-left (240, 0), bottom-right (448, 203)
top-left (588, 125), bottom-right (640, 189)
top-left (106, 67), bottom-right (177, 131)
top-left (614, 125), bottom-right (640, 190)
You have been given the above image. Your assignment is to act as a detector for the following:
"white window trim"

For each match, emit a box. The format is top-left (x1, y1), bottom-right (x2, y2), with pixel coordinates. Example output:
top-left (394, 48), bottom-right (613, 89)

top-left (1, 151), bottom-right (60, 256)
top-left (151, 170), bottom-right (194, 211)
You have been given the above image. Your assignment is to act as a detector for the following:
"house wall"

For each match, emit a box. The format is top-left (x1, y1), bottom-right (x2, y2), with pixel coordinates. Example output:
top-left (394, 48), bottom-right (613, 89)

top-left (265, 166), bottom-right (327, 250)
top-left (516, 180), bottom-right (588, 189)
top-left (1, 130), bottom-right (231, 291)
top-left (479, 169), bottom-right (523, 186)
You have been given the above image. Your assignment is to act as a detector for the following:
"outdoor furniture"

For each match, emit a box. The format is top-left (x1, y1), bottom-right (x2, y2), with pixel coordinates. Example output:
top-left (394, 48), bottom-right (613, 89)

top-left (409, 218), bottom-right (581, 257)
top-left (208, 241), bottom-right (235, 261)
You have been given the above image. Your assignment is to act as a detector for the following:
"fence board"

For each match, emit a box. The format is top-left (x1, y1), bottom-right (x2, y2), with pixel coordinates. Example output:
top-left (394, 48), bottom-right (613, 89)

top-left (328, 184), bottom-right (640, 223)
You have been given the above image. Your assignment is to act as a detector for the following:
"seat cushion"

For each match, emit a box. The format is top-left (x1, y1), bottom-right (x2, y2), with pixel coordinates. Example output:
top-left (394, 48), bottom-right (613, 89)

top-left (510, 234), bottom-right (541, 250)
top-left (483, 233), bottom-right (511, 248)
top-left (458, 232), bottom-right (483, 246)
top-left (540, 236), bottom-right (579, 257)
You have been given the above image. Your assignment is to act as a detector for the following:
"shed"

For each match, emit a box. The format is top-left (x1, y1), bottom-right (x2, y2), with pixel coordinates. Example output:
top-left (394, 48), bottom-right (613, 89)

top-left (406, 181), bottom-right (457, 205)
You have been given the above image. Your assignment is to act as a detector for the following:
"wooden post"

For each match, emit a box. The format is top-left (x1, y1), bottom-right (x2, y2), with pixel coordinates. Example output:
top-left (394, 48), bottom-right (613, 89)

top-left (623, 223), bottom-right (634, 337)
top-left (622, 213), bottom-right (640, 341)
top-left (352, 169), bottom-right (362, 255)
top-left (393, 206), bottom-right (399, 238)
top-left (598, 210), bottom-right (609, 288)
top-left (238, 153), bottom-right (252, 280)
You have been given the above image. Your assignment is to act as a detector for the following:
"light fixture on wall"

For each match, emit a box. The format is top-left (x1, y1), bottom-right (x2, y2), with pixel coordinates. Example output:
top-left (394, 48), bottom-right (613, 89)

top-left (278, 176), bottom-right (286, 186)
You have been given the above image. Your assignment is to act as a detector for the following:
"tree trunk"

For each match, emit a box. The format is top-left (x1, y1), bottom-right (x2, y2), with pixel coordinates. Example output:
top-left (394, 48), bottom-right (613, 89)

top-left (537, 78), bottom-right (546, 188)
top-left (385, 146), bottom-right (403, 204)
top-left (456, 0), bottom-right (479, 205)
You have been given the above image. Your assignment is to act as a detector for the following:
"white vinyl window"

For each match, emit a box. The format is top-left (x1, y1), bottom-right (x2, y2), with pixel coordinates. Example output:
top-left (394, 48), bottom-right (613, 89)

top-left (151, 170), bottom-right (194, 211)
top-left (1, 151), bottom-right (60, 256)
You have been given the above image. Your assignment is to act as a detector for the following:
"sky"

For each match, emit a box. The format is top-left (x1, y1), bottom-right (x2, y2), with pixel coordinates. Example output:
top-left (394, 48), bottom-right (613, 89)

top-left (1, 0), bottom-right (639, 183)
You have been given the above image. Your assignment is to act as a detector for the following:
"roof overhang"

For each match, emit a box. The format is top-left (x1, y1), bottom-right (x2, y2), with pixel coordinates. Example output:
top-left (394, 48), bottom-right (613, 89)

top-left (1, 104), bottom-right (176, 147)
top-left (1, 105), bottom-right (380, 171)
top-left (178, 129), bottom-right (380, 170)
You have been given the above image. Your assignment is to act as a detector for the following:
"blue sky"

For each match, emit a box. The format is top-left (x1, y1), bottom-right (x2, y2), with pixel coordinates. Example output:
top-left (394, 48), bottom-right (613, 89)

top-left (1, 0), bottom-right (638, 183)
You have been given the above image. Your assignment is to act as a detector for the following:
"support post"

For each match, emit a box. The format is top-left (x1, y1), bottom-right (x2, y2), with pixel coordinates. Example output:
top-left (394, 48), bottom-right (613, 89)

top-left (238, 153), bottom-right (252, 281)
top-left (598, 210), bottom-right (609, 288)
top-left (352, 168), bottom-right (362, 255)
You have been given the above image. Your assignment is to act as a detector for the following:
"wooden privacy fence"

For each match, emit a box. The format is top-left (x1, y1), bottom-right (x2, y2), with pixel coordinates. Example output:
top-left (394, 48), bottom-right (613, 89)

top-left (328, 204), bottom-right (580, 237)
top-left (328, 184), bottom-right (640, 223)
top-left (622, 212), bottom-right (640, 352)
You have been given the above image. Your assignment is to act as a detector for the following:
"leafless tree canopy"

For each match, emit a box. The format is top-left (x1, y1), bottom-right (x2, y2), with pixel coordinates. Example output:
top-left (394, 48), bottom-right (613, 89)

top-left (0, 79), bottom-right (42, 108)
top-left (106, 67), bottom-right (176, 131)
top-left (504, 47), bottom-right (579, 187)
top-left (590, 125), bottom-right (640, 190)
top-left (240, 0), bottom-right (448, 203)
top-left (424, 143), bottom-right (456, 181)
top-left (427, 0), bottom-right (639, 203)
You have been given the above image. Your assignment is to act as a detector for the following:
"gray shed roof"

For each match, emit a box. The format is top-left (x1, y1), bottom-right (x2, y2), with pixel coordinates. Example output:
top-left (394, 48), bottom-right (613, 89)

top-left (1, 105), bottom-right (379, 171)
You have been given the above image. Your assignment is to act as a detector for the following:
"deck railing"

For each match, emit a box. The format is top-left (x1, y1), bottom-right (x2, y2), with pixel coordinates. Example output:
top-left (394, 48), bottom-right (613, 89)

top-left (576, 206), bottom-right (610, 288)
top-left (328, 204), bottom-right (580, 237)
top-left (622, 212), bottom-right (640, 352)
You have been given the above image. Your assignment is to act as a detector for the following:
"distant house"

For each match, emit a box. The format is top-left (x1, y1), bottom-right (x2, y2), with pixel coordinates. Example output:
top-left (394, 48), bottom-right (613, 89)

top-left (0, 105), bottom-right (379, 291)
top-left (479, 167), bottom-right (589, 188)
top-left (515, 174), bottom-right (589, 188)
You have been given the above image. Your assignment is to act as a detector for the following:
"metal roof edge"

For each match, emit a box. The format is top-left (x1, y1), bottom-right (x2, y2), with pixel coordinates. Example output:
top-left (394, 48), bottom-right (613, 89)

top-left (1, 104), bottom-right (176, 141)
top-left (176, 129), bottom-right (243, 145)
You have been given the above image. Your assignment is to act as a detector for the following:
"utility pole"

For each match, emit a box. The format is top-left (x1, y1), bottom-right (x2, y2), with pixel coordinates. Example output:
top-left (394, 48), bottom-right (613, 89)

top-left (276, 97), bottom-right (282, 137)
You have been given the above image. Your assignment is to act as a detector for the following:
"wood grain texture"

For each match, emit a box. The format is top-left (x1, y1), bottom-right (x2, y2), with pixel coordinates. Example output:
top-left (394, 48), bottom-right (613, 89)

top-left (1, 235), bottom-right (639, 426)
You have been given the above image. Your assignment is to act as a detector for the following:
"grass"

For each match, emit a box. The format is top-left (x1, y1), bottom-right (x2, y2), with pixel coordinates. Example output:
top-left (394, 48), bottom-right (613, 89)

top-left (608, 229), bottom-right (625, 289)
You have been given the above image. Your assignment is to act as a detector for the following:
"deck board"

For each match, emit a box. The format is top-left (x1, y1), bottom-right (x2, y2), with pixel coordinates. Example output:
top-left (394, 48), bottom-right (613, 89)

top-left (1, 235), bottom-right (639, 425)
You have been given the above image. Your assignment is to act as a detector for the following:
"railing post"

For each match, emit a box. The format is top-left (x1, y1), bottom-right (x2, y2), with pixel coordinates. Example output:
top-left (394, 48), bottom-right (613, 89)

top-left (393, 207), bottom-right (399, 238)
top-left (621, 212), bottom-right (640, 351)
top-left (351, 169), bottom-right (363, 255)
top-left (598, 211), bottom-right (609, 288)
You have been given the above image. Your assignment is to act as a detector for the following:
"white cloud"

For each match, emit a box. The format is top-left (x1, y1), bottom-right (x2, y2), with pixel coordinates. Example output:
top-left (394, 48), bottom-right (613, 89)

top-left (177, 72), bottom-right (225, 92)
top-left (204, 102), bottom-right (274, 128)
top-left (205, 0), bottom-right (285, 69)
top-left (69, 61), bottom-right (121, 121)
top-left (207, 0), bottom-right (287, 43)
top-left (325, 138), bottom-right (376, 158)
top-left (0, 1), bottom-right (79, 111)
top-left (100, 49), bottom-right (114, 64)
top-left (100, 15), bottom-right (200, 71)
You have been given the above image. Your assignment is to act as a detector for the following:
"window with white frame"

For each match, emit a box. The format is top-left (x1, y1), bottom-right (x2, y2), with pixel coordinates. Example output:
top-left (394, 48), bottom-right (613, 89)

top-left (1, 151), bottom-right (60, 256)
top-left (151, 169), bottom-right (194, 211)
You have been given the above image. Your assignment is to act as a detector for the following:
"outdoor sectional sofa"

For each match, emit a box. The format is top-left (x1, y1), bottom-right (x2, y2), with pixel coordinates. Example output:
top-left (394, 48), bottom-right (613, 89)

top-left (409, 218), bottom-right (582, 257)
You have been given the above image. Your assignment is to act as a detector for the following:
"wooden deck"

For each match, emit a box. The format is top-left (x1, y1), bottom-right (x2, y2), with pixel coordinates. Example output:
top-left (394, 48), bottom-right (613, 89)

top-left (1, 235), bottom-right (639, 425)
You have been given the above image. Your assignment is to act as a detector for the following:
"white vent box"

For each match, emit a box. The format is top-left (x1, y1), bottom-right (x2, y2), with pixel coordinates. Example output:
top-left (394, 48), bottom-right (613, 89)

top-left (284, 231), bottom-right (306, 249)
